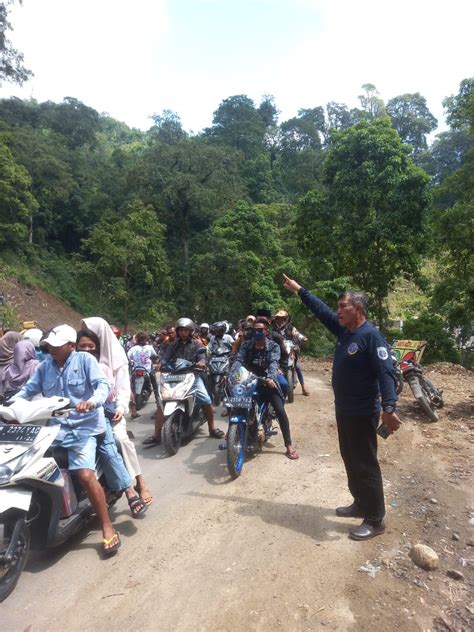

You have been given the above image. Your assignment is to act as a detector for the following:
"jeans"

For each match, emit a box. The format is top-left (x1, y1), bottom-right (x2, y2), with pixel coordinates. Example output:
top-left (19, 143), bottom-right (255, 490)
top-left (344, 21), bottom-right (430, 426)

top-left (295, 360), bottom-right (305, 386)
top-left (97, 420), bottom-right (132, 492)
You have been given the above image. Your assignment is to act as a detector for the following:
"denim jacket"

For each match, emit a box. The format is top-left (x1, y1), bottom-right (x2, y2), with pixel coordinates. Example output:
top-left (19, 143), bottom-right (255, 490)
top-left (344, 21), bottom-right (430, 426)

top-left (16, 350), bottom-right (110, 438)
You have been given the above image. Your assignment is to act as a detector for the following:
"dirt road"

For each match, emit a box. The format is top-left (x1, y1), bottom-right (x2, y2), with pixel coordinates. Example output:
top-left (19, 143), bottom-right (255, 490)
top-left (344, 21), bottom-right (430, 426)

top-left (2, 361), bottom-right (473, 631)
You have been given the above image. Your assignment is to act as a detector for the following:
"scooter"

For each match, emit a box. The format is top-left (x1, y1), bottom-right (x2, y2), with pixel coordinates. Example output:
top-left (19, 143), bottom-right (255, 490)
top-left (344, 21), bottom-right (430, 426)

top-left (159, 359), bottom-right (206, 456)
top-left (208, 351), bottom-right (230, 406)
top-left (0, 397), bottom-right (119, 602)
top-left (130, 365), bottom-right (152, 410)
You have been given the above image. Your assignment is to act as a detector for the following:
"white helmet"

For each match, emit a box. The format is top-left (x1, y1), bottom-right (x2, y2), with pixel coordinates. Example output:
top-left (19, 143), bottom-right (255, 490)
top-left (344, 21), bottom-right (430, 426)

top-left (23, 328), bottom-right (43, 348)
top-left (200, 323), bottom-right (209, 330)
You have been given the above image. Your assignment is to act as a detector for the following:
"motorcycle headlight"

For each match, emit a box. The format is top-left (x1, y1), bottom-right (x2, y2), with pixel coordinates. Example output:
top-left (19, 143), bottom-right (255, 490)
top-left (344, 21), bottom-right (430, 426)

top-left (0, 463), bottom-right (13, 485)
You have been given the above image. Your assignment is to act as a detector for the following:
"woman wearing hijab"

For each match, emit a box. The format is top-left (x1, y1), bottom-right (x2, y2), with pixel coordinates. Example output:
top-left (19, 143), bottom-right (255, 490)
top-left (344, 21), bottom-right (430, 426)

top-left (0, 331), bottom-right (24, 396)
top-left (81, 317), bottom-right (153, 506)
top-left (1, 339), bottom-right (39, 398)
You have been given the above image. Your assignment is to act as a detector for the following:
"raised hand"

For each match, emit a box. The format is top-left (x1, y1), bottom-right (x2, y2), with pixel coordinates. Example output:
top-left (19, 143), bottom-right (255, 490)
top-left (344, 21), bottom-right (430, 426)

top-left (283, 273), bottom-right (302, 293)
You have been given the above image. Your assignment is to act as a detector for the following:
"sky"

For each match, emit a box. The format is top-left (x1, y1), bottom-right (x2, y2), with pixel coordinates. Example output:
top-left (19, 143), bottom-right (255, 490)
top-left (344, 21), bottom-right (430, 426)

top-left (1, 0), bottom-right (473, 134)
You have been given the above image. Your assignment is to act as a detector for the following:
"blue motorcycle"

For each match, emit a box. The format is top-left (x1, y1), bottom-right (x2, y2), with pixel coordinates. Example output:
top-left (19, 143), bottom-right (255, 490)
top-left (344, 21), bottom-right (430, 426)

top-left (225, 367), bottom-right (277, 479)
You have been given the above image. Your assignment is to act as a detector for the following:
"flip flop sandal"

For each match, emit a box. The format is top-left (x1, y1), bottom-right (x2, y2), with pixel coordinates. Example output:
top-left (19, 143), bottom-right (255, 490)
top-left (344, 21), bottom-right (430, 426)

top-left (135, 486), bottom-right (153, 506)
top-left (142, 435), bottom-right (161, 446)
top-left (286, 448), bottom-right (300, 460)
top-left (209, 428), bottom-right (225, 439)
top-left (128, 495), bottom-right (148, 518)
top-left (102, 531), bottom-right (121, 556)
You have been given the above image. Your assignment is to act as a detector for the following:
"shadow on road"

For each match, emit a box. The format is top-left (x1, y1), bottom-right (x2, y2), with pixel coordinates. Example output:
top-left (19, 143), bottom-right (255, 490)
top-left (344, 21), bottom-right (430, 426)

top-left (188, 491), bottom-right (350, 542)
top-left (23, 515), bottom-right (137, 575)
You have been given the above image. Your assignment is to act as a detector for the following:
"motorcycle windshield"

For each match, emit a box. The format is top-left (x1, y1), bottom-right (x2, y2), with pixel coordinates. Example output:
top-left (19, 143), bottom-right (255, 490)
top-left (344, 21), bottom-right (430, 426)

top-left (227, 376), bottom-right (257, 399)
top-left (164, 358), bottom-right (194, 373)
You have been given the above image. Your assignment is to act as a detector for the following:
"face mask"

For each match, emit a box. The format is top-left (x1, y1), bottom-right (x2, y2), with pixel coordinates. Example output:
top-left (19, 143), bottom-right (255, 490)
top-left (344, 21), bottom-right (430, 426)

top-left (78, 347), bottom-right (100, 361)
top-left (253, 330), bottom-right (265, 341)
top-left (244, 329), bottom-right (254, 340)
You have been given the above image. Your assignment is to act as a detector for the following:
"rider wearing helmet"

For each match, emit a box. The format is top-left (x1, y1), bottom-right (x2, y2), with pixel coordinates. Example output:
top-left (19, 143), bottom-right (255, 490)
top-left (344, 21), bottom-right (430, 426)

top-left (208, 321), bottom-right (234, 355)
top-left (198, 323), bottom-right (210, 346)
top-left (231, 317), bottom-right (299, 460)
top-left (144, 318), bottom-right (225, 445)
top-left (273, 310), bottom-right (309, 396)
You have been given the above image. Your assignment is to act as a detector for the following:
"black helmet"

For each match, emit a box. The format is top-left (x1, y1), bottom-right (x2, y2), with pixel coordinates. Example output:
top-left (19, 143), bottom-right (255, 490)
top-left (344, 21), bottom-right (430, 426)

top-left (212, 321), bottom-right (227, 336)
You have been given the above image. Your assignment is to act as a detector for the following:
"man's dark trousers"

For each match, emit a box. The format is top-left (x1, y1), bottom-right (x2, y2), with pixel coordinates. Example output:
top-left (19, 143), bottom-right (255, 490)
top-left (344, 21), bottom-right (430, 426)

top-left (335, 412), bottom-right (385, 523)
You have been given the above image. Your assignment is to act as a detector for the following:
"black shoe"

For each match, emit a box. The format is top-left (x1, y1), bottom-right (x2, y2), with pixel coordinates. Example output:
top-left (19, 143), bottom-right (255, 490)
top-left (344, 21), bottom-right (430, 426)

top-left (349, 520), bottom-right (385, 541)
top-left (335, 503), bottom-right (364, 518)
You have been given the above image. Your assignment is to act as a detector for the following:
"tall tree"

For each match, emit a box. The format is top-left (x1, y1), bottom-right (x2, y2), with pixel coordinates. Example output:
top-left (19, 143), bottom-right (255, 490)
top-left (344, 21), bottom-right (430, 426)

top-left (205, 94), bottom-right (266, 157)
top-left (0, 1), bottom-right (31, 85)
top-left (149, 109), bottom-right (187, 145)
top-left (358, 84), bottom-right (385, 120)
top-left (386, 93), bottom-right (437, 155)
top-left (296, 119), bottom-right (431, 325)
top-left (190, 202), bottom-right (285, 321)
top-left (0, 139), bottom-right (37, 247)
top-left (80, 201), bottom-right (172, 327)
top-left (431, 78), bottom-right (474, 342)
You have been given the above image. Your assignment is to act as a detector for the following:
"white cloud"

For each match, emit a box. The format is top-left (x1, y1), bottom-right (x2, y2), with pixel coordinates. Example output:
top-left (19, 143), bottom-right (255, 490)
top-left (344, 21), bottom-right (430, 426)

top-left (269, 0), bottom-right (474, 129)
top-left (3, 0), bottom-right (169, 127)
top-left (1, 0), bottom-right (472, 133)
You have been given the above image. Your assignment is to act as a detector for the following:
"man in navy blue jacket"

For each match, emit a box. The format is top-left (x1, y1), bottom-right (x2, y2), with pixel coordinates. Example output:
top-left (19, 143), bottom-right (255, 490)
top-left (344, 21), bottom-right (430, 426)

top-left (283, 274), bottom-right (401, 540)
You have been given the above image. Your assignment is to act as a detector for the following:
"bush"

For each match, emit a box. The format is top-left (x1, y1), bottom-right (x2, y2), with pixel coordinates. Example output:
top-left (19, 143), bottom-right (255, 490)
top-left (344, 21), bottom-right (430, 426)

top-left (401, 311), bottom-right (460, 364)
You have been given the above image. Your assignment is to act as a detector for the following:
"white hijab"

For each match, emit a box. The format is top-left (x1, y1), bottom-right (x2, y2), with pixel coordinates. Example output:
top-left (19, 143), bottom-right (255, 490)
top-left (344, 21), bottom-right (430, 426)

top-left (82, 317), bottom-right (128, 374)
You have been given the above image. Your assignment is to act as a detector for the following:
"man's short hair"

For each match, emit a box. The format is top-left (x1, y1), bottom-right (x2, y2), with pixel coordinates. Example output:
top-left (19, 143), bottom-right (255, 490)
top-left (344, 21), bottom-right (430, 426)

top-left (136, 332), bottom-right (148, 345)
top-left (339, 291), bottom-right (368, 316)
top-left (255, 317), bottom-right (270, 327)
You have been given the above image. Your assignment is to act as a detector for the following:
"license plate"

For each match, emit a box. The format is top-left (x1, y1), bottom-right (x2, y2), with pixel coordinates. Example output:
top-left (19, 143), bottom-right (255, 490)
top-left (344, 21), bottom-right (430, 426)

top-left (162, 374), bottom-right (187, 383)
top-left (227, 396), bottom-right (253, 409)
top-left (0, 488), bottom-right (32, 513)
top-left (134, 377), bottom-right (145, 393)
top-left (0, 425), bottom-right (41, 444)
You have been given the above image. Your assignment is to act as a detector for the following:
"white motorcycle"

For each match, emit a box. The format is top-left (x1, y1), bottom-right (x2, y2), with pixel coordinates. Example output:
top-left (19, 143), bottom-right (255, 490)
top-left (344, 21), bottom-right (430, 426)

top-left (0, 397), bottom-right (119, 602)
top-left (159, 359), bottom-right (206, 456)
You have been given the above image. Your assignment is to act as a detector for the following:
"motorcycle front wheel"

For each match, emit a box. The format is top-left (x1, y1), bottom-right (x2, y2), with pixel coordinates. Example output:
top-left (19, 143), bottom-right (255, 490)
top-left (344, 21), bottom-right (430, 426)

top-left (163, 410), bottom-right (182, 456)
top-left (0, 516), bottom-right (30, 602)
top-left (227, 423), bottom-right (247, 479)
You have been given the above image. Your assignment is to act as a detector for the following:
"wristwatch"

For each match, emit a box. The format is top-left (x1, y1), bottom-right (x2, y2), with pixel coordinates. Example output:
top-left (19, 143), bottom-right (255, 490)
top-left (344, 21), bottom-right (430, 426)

top-left (383, 405), bottom-right (396, 414)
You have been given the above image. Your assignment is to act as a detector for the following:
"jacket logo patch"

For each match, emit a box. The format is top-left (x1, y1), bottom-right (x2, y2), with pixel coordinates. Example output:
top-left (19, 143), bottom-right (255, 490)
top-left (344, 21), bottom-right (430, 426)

top-left (377, 347), bottom-right (389, 360)
top-left (348, 342), bottom-right (359, 355)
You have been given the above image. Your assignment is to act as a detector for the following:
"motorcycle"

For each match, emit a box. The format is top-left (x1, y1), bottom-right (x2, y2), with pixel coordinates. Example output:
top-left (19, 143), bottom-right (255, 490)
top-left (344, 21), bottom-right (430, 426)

top-left (130, 365), bottom-right (152, 410)
top-left (225, 368), bottom-right (278, 479)
top-left (208, 351), bottom-right (230, 406)
top-left (283, 340), bottom-right (297, 403)
top-left (392, 340), bottom-right (444, 422)
top-left (159, 359), bottom-right (206, 456)
top-left (0, 396), bottom-right (119, 602)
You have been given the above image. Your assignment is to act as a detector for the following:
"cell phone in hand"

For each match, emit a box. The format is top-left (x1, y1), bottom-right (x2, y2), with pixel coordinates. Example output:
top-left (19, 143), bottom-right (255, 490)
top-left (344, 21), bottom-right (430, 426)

top-left (376, 423), bottom-right (392, 440)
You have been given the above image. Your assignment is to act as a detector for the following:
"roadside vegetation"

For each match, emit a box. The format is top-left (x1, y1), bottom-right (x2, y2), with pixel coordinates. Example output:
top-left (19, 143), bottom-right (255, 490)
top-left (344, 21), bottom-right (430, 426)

top-left (0, 2), bottom-right (472, 363)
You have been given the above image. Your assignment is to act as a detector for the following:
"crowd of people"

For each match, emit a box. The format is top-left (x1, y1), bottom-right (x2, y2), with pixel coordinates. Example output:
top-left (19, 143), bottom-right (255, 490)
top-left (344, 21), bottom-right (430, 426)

top-left (0, 275), bottom-right (401, 553)
top-left (0, 306), bottom-right (309, 553)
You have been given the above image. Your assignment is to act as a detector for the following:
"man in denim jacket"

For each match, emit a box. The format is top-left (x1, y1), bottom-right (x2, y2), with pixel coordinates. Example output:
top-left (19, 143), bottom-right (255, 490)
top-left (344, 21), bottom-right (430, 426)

top-left (15, 325), bottom-right (121, 554)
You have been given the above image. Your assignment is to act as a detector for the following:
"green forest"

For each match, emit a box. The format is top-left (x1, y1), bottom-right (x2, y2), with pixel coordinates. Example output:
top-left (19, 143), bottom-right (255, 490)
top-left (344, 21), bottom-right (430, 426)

top-left (0, 6), bottom-right (472, 364)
